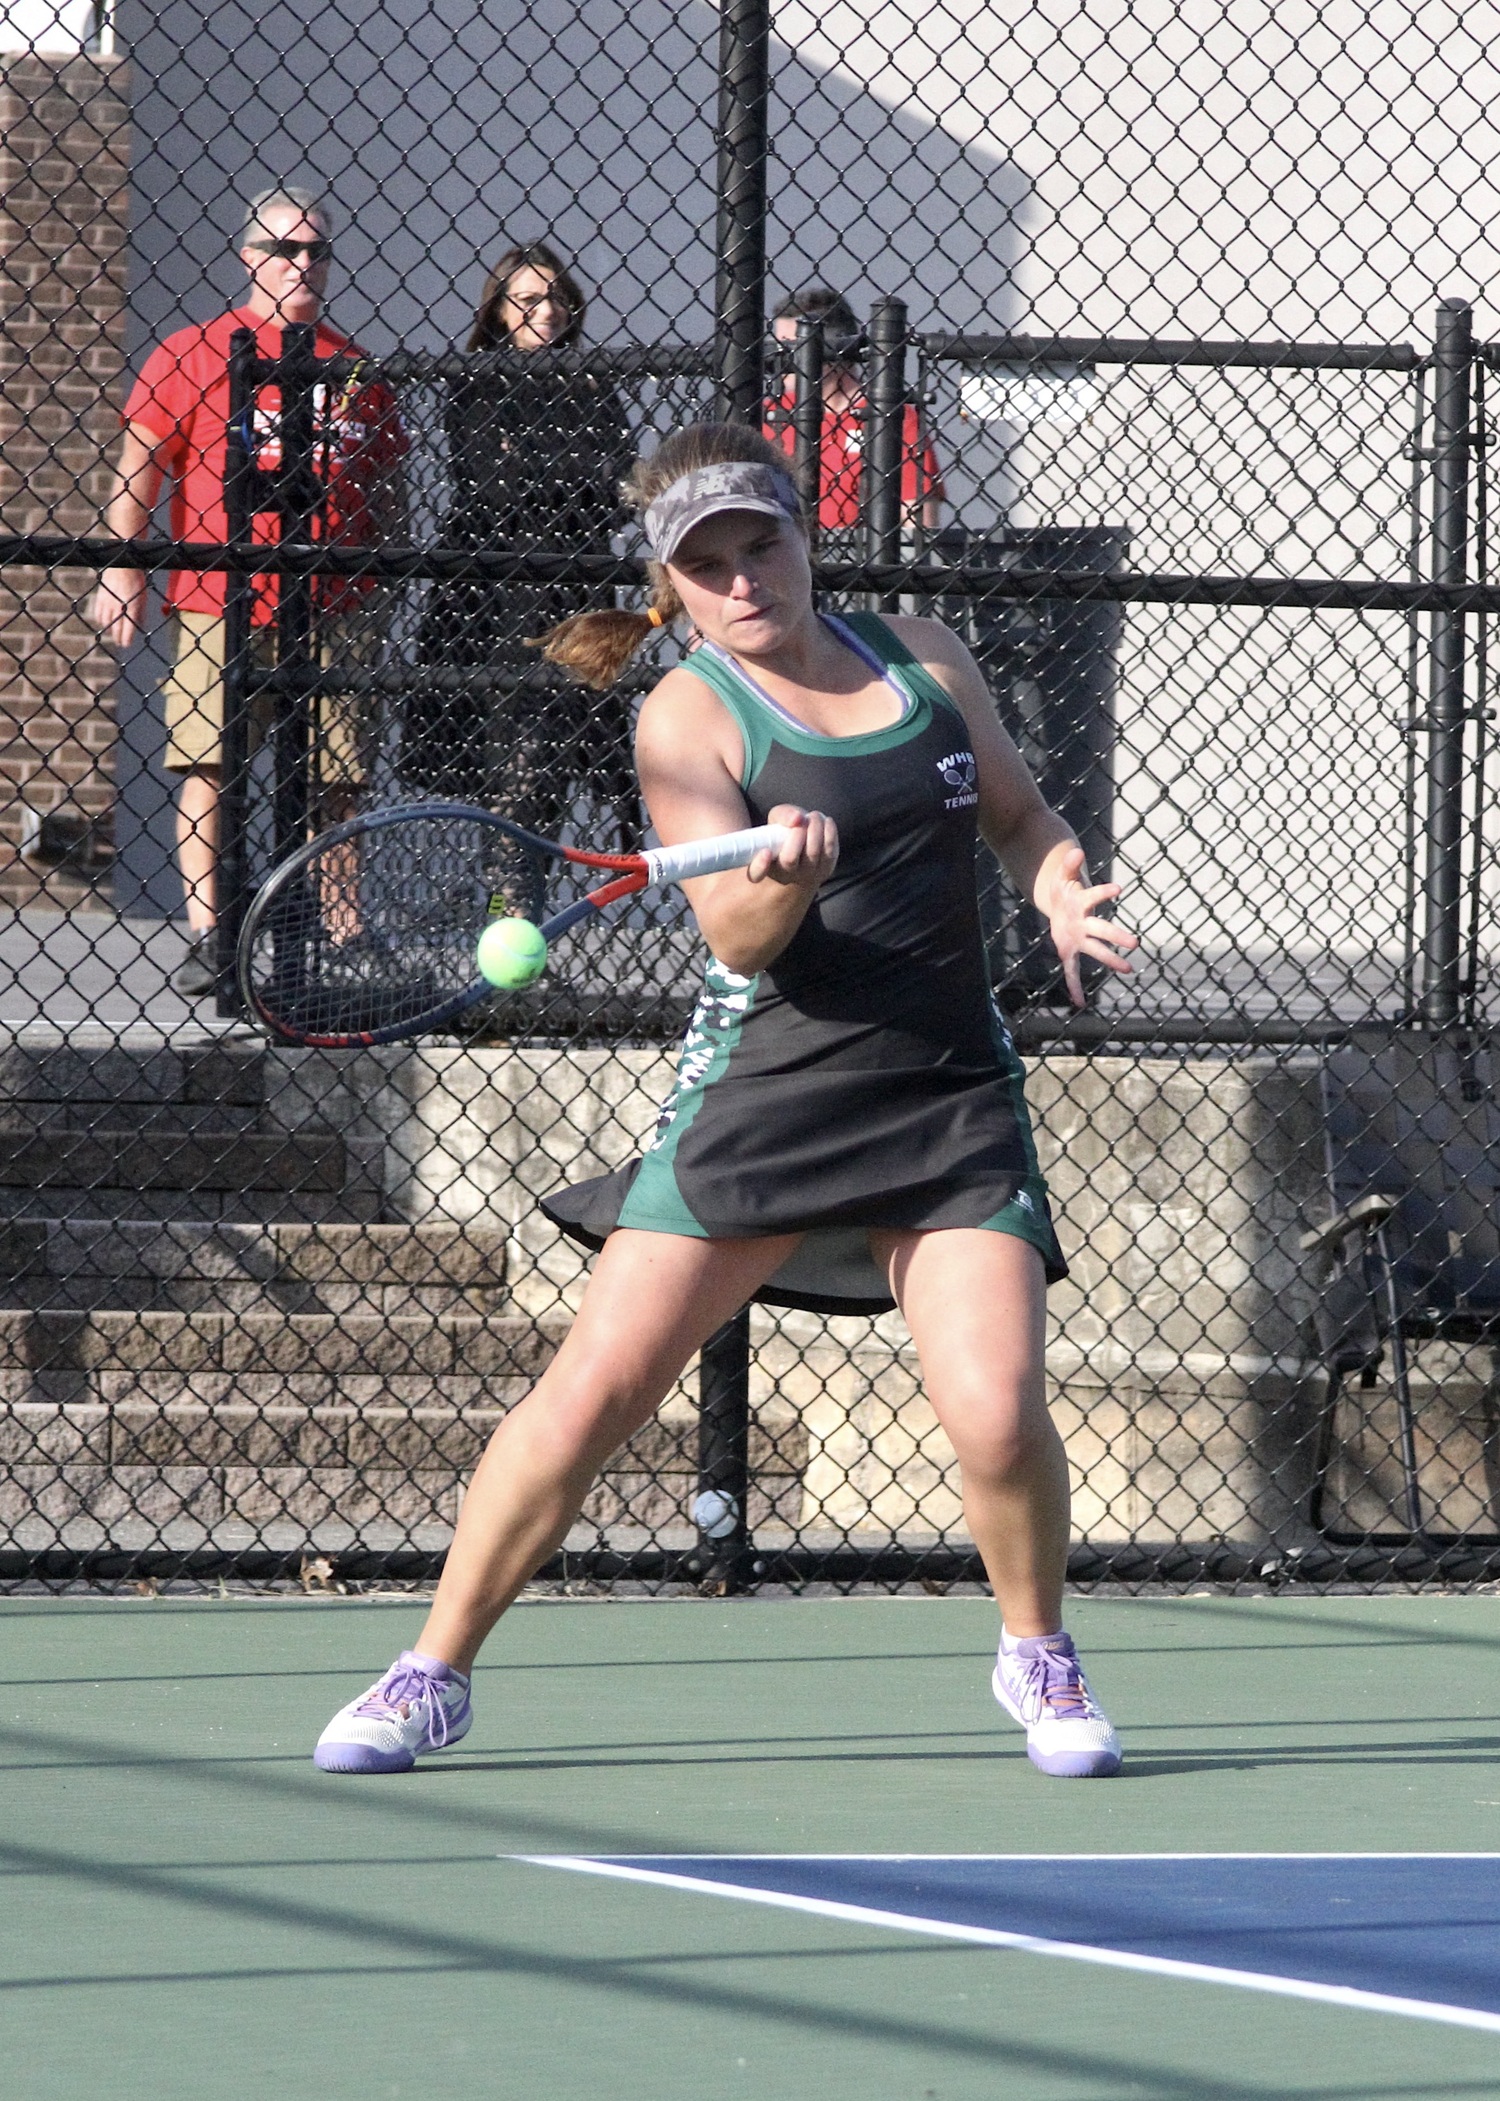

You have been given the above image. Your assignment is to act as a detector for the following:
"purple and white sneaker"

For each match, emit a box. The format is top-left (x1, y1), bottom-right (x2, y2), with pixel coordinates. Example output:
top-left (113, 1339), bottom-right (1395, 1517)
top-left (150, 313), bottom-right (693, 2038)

top-left (314, 1650), bottom-right (472, 1774)
top-left (991, 1629), bottom-right (1121, 1778)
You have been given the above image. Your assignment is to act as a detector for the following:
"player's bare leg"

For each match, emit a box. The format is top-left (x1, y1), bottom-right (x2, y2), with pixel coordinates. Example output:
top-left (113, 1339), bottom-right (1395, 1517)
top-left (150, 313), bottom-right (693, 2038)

top-left (875, 1226), bottom-right (1120, 1776)
top-left (874, 1226), bottom-right (1066, 1632)
top-left (312, 1229), bottom-right (799, 1771)
top-left (416, 1228), bottom-right (798, 1669)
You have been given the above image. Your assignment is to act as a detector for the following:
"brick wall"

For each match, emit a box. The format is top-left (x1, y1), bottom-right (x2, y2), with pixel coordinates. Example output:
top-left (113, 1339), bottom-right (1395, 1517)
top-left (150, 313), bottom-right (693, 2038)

top-left (0, 52), bottom-right (129, 910)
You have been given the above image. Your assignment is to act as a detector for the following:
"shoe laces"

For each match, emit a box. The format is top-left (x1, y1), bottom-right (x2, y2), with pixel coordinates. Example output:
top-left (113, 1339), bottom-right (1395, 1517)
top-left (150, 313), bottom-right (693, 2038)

top-left (356, 1660), bottom-right (455, 1744)
top-left (1010, 1641), bottom-right (1098, 1721)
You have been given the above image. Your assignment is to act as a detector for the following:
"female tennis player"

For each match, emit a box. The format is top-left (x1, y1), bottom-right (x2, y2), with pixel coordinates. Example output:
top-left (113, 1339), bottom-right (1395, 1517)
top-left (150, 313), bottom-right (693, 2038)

top-left (314, 422), bottom-right (1138, 1780)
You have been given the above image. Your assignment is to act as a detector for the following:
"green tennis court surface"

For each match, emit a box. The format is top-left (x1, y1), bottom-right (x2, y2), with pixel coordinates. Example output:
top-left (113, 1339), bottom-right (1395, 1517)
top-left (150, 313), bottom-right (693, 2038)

top-left (6, 1592), bottom-right (1500, 2100)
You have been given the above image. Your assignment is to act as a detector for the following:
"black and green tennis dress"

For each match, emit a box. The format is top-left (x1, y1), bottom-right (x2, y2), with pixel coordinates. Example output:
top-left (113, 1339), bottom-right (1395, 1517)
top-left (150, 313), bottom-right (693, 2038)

top-left (542, 610), bottom-right (1065, 1314)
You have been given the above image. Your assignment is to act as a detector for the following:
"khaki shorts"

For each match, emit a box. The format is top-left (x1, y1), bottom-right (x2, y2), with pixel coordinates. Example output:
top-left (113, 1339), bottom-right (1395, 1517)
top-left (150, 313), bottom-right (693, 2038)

top-left (161, 611), bottom-right (376, 786)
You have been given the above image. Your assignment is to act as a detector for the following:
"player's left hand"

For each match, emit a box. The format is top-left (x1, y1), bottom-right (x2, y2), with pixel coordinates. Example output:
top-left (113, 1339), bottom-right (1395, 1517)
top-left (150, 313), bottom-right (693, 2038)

top-left (1045, 846), bottom-right (1139, 1008)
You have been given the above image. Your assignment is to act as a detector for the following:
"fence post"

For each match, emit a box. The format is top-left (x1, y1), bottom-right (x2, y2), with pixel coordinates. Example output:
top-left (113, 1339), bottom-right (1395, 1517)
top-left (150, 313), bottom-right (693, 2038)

top-left (694, 1308), bottom-right (753, 1589)
top-left (272, 323), bottom-right (319, 870)
top-left (213, 325), bottom-right (259, 1015)
top-left (714, 0), bottom-right (771, 425)
top-left (865, 296), bottom-right (908, 610)
top-left (792, 314), bottom-right (824, 544)
top-left (1421, 296), bottom-right (1473, 1030)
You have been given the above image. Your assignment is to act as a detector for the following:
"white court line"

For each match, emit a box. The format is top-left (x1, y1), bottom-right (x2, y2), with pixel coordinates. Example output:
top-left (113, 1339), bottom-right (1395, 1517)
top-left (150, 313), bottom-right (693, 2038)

top-left (526, 1850), bottom-right (1500, 1862)
top-left (519, 1855), bottom-right (1500, 2036)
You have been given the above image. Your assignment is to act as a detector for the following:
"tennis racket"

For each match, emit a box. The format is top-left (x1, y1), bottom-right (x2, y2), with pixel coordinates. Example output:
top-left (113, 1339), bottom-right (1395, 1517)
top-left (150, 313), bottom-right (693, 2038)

top-left (235, 801), bottom-right (787, 1048)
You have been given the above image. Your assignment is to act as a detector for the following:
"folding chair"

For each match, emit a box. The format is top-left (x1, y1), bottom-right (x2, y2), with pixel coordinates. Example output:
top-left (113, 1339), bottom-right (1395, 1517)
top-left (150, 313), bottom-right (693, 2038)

top-left (1300, 1031), bottom-right (1500, 1538)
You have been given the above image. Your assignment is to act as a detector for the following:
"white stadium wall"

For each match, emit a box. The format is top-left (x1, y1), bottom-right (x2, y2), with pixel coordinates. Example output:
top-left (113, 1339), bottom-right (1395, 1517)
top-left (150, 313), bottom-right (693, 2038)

top-left (69, 0), bottom-right (1500, 966)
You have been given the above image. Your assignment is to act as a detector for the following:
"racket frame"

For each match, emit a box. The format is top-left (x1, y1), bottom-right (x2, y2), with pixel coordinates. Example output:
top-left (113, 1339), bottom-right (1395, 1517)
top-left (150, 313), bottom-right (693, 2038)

top-left (236, 802), bottom-right (785, 1048)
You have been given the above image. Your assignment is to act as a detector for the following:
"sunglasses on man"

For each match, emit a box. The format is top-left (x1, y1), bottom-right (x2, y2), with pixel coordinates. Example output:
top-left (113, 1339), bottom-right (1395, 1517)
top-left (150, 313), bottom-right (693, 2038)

top-left (246, 238), bottom-right (334, 264)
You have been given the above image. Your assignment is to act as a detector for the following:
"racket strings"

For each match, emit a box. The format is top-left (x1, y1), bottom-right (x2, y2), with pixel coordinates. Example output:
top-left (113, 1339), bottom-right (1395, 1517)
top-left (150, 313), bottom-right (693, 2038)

top-left (239, 804), bottom-right (700, 1046)
top-left (247, 814), bottom-right (553, 1036)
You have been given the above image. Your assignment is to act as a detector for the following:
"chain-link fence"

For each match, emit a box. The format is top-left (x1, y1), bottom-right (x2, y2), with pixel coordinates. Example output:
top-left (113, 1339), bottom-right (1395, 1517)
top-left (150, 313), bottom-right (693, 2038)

top-left (4, 0), bottom-right (1500, 1590)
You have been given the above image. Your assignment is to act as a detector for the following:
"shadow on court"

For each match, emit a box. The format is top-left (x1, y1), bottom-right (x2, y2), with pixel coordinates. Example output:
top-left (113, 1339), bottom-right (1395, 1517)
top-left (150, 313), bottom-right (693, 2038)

top-left (5, 1593), bottom-right (1500, 2101)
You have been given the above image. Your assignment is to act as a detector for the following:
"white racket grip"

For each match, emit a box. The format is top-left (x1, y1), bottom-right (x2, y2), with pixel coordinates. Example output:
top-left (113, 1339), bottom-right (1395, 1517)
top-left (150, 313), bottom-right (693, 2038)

top-left (644, 824), bottom-right (789, 887)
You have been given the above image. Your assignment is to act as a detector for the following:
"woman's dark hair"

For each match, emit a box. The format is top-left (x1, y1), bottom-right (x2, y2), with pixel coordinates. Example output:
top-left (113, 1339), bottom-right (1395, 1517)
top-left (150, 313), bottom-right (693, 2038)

top-left (534, 422), bottom-right (798, 690)
top-left (772, 285), bottom-right (861, 360)
top-left (468, 240), bottom-right (587, 351)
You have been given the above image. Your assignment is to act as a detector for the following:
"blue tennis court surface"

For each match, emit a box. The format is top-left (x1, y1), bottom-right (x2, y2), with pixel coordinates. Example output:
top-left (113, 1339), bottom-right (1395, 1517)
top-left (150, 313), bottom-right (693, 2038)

top-left (532, 1854), bottom-right (1500, 2030)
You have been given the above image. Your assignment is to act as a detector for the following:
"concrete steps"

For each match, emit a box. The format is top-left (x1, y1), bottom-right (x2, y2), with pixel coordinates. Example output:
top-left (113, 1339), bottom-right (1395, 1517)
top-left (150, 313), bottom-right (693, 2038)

top-left (0, 1218), bottom-right (510, 1315)
top-left (0, 1128), bottom-right (365, 1198)
top-left (0, 1032), bottom-right (383, 1221)
top-left (0, 1029), bottom-right (818, 1559)
top-left (0, 1390), bottom-right (796, 1548)
top-left (0, 1303), bottom-right (547, 1384)
top-left (0, 1032), bottom-right (536, 1549)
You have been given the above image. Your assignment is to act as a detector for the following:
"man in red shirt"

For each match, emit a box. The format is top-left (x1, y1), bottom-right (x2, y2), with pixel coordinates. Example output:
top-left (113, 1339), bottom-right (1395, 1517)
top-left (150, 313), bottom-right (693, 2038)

top-left (92, 185), bottom-right (403, 995)
top-left (765, 286), bottom-right (944, 541)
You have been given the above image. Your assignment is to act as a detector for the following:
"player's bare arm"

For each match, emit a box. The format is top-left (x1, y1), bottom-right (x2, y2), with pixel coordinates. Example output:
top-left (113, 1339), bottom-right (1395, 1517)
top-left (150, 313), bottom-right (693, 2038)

top-left (885, 613), bottom-right (1138, 1006)
top-left (635, 664), bottom-right (839, 976)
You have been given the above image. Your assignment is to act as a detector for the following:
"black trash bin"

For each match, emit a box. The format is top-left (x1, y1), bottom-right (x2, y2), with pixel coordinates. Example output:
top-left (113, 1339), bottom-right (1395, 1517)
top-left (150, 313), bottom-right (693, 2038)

top-left (926, 524), bottom-right (1129, 1009)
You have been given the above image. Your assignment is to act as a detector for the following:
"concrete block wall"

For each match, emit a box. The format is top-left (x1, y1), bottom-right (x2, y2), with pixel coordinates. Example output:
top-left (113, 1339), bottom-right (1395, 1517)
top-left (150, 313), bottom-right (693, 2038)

top-left (3, 1030), bottom-right (1491, 1552)
top-left (0, 53), bottom-right (130, 909)
top-left (266, 1041), bottom-right (1353, 1551)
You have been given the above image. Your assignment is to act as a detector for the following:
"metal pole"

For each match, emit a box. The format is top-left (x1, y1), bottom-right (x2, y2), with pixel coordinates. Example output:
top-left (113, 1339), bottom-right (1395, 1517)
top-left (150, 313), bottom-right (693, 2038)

top-left (912, 335), bottom-right (934, 565)
top-left (213, 326), bottom-right (259, 1016)
top-left (1399, 364), bottom-right (1429, 1021)
top-left (713, 0), bottom-right (771, 425)
top-left (1377, 1222), bottom-right (1424, 1535)
top-left (272, 323), bottom-right (319, 869)
top-left (1421, 297), bottom-right (1473, 1030)
top-left (791, 314), bottom-right (824, 548)
top-left (1463, 356), bottom-right (1490, 1033)
top-left (865, 296), bottom-right (907, 611)
top-left (694, 1308), bottom-right (752, 1590)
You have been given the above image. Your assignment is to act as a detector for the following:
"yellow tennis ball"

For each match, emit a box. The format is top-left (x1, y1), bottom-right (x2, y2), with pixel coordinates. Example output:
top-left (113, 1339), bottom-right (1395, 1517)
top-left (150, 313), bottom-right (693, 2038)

top-left (476, 917), bottom-right (549, 989)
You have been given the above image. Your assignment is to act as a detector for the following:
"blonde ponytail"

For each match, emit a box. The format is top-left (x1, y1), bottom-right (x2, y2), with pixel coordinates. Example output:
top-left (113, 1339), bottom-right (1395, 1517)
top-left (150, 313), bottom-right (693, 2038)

top-left (529, 568), bottom-right (681, 690)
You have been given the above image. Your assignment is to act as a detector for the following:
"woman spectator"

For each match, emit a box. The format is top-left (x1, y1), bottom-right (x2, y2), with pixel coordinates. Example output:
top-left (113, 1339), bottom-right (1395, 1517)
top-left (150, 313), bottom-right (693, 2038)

top-left (404, 240), bottom-right (636, 849)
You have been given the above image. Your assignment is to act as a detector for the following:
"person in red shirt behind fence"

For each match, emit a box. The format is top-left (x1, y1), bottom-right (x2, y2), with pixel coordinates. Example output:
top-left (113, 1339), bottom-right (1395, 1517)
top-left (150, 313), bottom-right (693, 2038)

top-left (92, 184), bottom-right (405, 996)
top-left (765, 286), bottom-right (944, 547)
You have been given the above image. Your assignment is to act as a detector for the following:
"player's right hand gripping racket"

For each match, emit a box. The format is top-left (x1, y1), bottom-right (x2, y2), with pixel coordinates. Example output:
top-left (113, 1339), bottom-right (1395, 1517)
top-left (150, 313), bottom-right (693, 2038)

top-left (235, 801), bottom-right (787, 1048)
